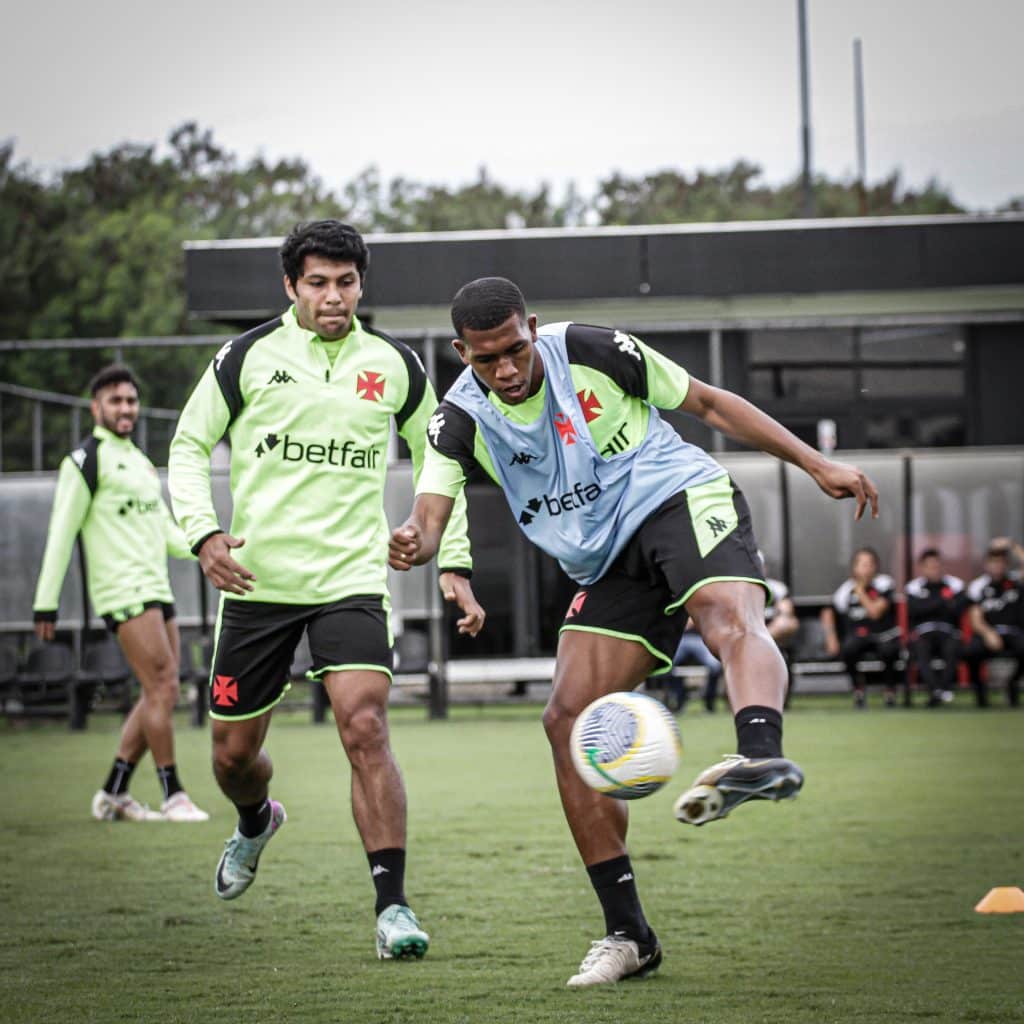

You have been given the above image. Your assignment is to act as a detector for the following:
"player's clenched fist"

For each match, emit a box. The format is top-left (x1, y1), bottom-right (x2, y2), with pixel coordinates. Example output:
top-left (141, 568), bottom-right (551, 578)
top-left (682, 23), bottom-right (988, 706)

top-left (389, 522), bottom-right (422, 570)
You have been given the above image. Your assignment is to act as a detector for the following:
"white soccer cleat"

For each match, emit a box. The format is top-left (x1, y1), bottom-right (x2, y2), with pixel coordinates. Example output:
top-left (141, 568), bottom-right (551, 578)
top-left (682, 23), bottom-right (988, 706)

top-left (674, 754), bottom-right (804, 826)
top-left (161, 791), bottom-right (210, 822)
top-left (214, 800), bottom-right (287, 900)
top-left (376, 904), bottom-right (429, 960)
top-left (566, 934), bottom-right (663, 987)
top-left (91, 789), bottom-right (161, 822)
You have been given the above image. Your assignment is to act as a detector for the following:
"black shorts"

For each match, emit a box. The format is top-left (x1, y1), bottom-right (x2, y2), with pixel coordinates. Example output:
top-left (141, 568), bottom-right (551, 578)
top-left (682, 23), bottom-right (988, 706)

top-left (103, 601), bottom-right (176, 633)
top-left (208, 595), bottom-right (393, 721)
top-left (560, 477), bottom-right (767, 674)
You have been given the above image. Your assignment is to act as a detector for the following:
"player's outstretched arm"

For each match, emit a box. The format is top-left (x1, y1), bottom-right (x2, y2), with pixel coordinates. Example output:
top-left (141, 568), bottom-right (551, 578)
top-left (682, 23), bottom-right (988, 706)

top-left (390, 493), bottom-right (455, 570)
top-left (680, 377), bottom-right (879, 520)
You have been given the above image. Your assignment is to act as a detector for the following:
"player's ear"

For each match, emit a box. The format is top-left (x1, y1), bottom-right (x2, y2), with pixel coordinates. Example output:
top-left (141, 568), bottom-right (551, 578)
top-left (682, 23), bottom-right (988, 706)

top-left (282, 274), bottom-right (298, 303)
top-left (527, 313), bottom-right (538, 339)
top-left (452, 339), bottom-right (468, 364)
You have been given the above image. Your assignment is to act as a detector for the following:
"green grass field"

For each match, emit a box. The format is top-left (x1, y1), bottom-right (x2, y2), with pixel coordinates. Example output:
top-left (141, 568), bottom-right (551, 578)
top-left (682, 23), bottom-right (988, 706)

top-left (1, 698), bottom-right (1022, 1024)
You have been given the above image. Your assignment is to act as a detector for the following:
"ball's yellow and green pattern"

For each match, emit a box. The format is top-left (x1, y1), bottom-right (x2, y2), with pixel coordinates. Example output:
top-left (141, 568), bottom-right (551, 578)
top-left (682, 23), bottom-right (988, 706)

top-left (569, 692), bottom-right (682, 800)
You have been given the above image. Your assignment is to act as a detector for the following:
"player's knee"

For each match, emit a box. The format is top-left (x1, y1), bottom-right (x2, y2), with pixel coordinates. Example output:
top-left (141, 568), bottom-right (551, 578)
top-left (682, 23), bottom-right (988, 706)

top-left (542, 698), bottom-right (574, 746)
top-left (340, 703), bottom-right (389, 761)
top-left (212, 740), bottom-right (258, 781)
top-left (701, 610), bottom-right (761, 660)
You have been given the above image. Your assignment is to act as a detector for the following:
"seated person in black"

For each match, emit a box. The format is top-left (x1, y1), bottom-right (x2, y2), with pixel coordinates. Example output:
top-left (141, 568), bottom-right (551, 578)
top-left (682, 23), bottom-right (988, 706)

top-left (964, 540), bottom-right (1024, 708)
top-left (904, 548), bottom-right (966, 707)
top-left (821, 547), bottom-right (902, 708)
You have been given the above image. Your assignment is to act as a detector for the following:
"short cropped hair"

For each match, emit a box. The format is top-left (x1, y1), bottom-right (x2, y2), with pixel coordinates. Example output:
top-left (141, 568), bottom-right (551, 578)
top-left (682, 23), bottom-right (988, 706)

top-left (850, 546), bottom-right (880, 570)
top-left (985, 545), bottom-right (1010, 560)
top-left (280, 220), bottom-right (369, 285)
top-left (917, 548), bottom-right (941, 562)
top-left (451, 277), bottom-right (526, 338)
top-left (89, 364), bottom-right (139, 397)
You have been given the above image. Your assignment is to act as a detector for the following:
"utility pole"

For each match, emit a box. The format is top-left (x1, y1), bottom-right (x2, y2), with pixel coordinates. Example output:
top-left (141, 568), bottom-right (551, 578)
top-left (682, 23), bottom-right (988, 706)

top-left (797, 0), bottom-right (814, 218)
top-left (853, 37), bottom-right (868, 215)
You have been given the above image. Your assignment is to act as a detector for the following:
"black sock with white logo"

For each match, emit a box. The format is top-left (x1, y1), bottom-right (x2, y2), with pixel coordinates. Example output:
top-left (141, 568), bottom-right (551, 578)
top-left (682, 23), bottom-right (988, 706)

top-left (368, 847), bottom-right (408, 916)
top-left (586, 855), bottom-right (651, 946)
top-left (734, 705), bottom-right (783, 759)
top-left (236, 797), bottom-right (271, 838)
top-left (103, 757), bottom-right (135, 797)
top-left (156, 763), bottom-right (183, 801)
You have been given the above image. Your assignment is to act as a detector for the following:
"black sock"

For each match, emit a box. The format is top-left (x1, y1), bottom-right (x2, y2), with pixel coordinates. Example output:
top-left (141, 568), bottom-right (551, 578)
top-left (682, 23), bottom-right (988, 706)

top-left (236, 798), bottom-right (271, 838)
top-left (103, 757), bottom-right (135, 797)
top-left (735, 705), bottom-right (784, 758)
top-left (586, 855), bottom-right (651, 945)
top-left (368, 848), bottom-right (408, 916)
top-left (156, 764), bottom-right (183, 801)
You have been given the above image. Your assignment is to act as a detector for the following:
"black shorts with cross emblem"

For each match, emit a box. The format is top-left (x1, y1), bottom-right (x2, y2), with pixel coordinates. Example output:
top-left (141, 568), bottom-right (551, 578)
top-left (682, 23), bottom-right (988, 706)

top-left (559, 476), bottom-right (768, 673)
top-left (208, 594), bottom-right (393, 720)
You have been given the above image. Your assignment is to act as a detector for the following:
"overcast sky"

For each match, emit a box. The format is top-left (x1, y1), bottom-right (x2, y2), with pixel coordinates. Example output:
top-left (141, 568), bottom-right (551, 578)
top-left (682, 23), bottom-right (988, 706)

top-left (3, 0), bottom-right (1022, 212)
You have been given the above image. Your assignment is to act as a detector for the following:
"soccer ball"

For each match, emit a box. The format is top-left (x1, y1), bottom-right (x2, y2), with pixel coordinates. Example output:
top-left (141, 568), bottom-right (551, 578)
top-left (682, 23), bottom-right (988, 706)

top-left (569, 692), bottom-right (682, 800)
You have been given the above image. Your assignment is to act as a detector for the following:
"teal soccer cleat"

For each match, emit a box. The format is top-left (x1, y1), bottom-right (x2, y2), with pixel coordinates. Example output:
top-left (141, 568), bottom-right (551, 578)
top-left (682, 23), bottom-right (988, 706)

top-left (376, 904), bottom-right (429, 960)
top-left (214, 800), bottom-right (287, 900)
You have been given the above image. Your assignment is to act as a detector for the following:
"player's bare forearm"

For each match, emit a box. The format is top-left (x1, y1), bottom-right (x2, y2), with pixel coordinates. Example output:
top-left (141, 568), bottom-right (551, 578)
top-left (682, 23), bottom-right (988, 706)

top-left (681, 378), bottom-right (879, 519)
top-left (389, 492), bottom-right (455, 570)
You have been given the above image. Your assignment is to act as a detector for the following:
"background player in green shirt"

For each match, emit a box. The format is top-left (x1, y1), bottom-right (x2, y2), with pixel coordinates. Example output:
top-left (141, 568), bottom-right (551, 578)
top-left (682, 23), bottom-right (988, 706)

top-left (391, 277), bottom-right (879, 986)
top-left (33, 364), bottom-right (209, 823)
top-left (169, 220), bottom-right (480, 960)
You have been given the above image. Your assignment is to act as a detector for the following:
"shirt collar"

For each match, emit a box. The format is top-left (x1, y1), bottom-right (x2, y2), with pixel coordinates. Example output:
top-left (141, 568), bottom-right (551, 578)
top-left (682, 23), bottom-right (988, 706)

top-left (92, 424), bottom-right (132, 445)
top-left (286, 304), bottom-right (362, 343)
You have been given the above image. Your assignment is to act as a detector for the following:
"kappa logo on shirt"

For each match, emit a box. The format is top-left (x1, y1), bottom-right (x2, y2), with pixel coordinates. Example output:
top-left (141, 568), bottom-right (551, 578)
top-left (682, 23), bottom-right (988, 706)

top-left (613, 330), bottom-right (641, 362)
top-left (267, 369), bottom-right (297, 385)
top-left (71, 448), bottom-right (87, 469)
top-left (428, 412), bottom-right (445, 446)
top-left (214, 339), bottom-right (233, 371)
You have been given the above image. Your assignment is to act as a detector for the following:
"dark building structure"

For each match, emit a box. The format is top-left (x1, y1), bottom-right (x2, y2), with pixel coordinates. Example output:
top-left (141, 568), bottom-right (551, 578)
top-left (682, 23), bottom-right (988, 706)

top-left (186, 214), bottom-right (1024, 452)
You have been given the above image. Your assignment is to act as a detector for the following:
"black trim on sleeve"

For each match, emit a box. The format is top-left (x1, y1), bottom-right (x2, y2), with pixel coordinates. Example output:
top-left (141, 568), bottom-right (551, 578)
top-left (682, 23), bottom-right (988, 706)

top-left (212, 316), bottom-right (283, 425)
top-left (69, 435), bottom-right (102, 496)
top-left (364, 326), bottom-right (427, 430)
top-left (427, 400), bottom-right (478, 480)
top-left (191, 529), bottom-right (224, 557)
top-left (439, 567), bottom-right (473, 579)
top-left (33, 610), bottom-right (57, 623)
top-left (564, 323), bottom-right (648, 399)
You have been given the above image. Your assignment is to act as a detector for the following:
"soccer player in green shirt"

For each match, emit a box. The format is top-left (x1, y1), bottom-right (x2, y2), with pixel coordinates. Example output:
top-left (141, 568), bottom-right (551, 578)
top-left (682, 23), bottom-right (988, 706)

top-left (33, 364), bottom-right (209, 823)
top-left (169, 220), bottom-right (480, 961)
top-left (391, 277), bottom-right (880, 985)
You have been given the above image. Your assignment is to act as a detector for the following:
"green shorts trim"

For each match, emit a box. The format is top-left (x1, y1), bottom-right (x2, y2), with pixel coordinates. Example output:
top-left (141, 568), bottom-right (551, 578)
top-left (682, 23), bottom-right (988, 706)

top-left (665, 575), bottom-right (772, 615)
top-left (307, 663), bottom-right (394, 683)
top-left (208, 683), bottom-right (292, 722)
top-left (559, 623), bottom-right (675, 675)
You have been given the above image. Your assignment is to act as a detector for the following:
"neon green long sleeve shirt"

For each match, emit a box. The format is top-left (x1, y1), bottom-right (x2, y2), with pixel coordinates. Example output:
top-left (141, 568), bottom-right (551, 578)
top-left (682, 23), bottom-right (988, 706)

top-left (168, 308), bottom-right (472, 605)
top-left (33, 425), bottom-right (192, 620)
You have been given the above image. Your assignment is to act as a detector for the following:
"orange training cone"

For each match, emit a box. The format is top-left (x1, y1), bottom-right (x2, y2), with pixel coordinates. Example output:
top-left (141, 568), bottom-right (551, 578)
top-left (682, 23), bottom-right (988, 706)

top-left (974, 887), bottom-right (1024, 914)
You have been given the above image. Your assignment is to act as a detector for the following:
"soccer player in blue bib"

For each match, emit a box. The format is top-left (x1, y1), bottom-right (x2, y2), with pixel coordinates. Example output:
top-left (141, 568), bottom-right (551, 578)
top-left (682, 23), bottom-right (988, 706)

top-left (390, 277), bottom-right (879, 986)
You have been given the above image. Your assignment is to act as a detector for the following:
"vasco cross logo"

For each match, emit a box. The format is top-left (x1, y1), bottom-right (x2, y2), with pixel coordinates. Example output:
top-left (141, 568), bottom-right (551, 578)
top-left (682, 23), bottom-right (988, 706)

top-left (518, 481), bottom-right (602, 525)
top-left (267, 370), bottom-right (297, 384)
top-left (553, 412), bottom-right (577, 446)
top-left (212, 675), bottom-right (238, 707)
top-left (357, 371), bottom-right (386, 401)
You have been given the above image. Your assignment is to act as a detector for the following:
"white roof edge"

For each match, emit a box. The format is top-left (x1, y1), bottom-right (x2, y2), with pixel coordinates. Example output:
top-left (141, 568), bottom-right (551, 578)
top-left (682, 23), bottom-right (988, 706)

top-left (183, 212), bottom-right (1024, 250)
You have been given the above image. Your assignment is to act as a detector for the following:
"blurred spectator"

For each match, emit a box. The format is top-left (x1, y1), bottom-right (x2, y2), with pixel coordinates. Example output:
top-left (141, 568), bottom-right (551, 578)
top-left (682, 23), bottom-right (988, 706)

top-left (821, 547), bottom-right (902, 709)
top-left (759, 553), bottom-right (799, 707)
top-left (904, 549), bottom-right (966, 708)
top-left (660, 620), bottom-right (721, 713)
top-left (964, 540), bottom-right (1023, 708)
